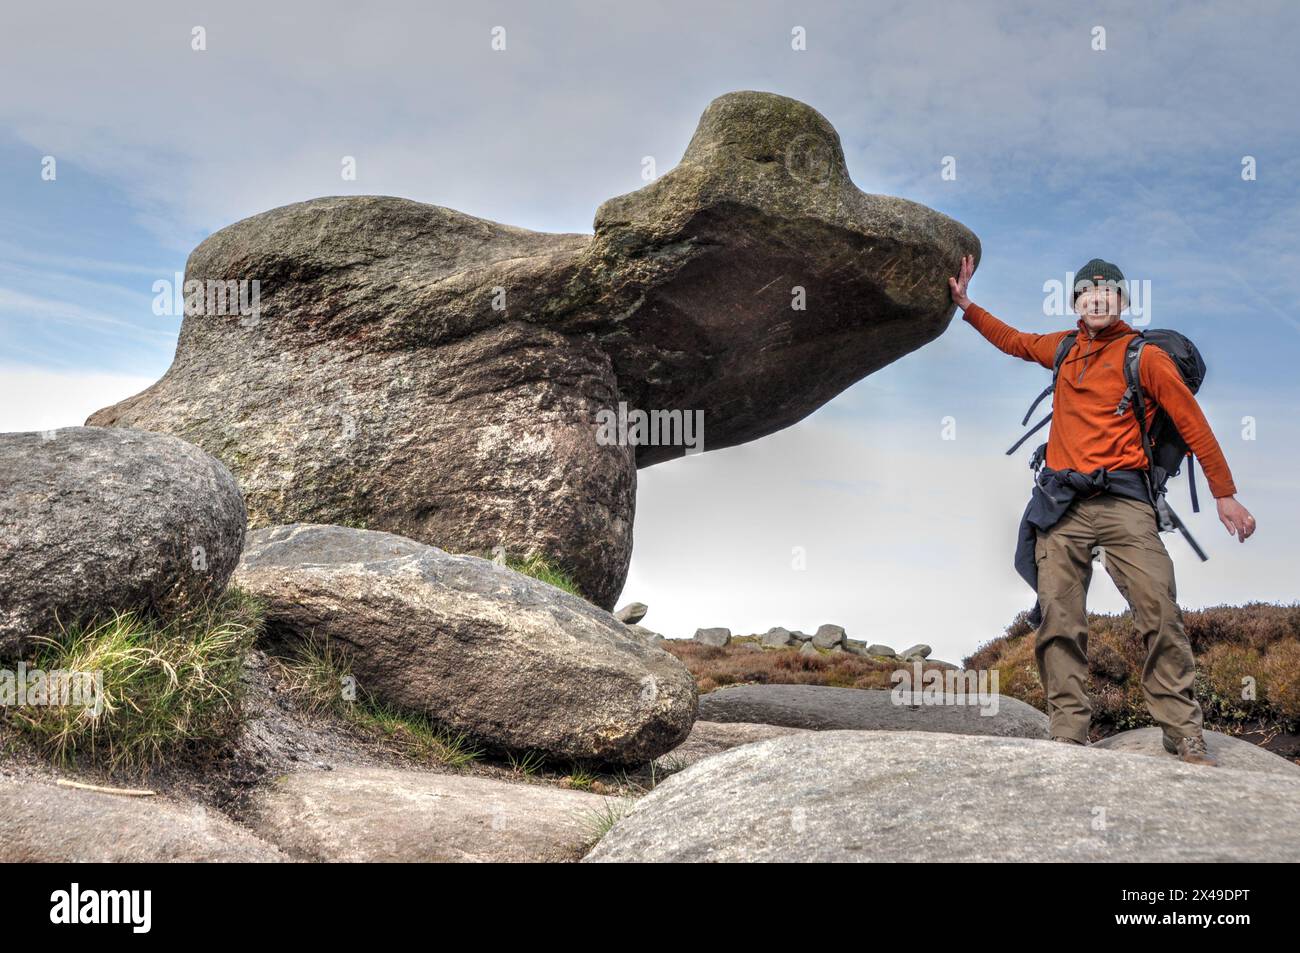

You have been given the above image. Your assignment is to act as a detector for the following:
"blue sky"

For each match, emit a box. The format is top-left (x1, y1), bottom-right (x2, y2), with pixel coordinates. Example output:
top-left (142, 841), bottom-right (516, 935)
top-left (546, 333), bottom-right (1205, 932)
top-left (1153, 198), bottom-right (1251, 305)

top-left (3, 1), bottom-right (1298, 658)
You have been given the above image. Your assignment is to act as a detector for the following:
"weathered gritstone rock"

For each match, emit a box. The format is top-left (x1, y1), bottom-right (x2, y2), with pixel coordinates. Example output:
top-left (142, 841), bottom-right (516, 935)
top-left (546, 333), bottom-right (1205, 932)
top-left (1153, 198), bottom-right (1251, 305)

top-left (762, 626), bottom-right (794, 647)
top-left (88, 91), bottom-right (979, 609)
top-left (248, 765), bottom-right (608, 862)
top-left (615, 602), bottom-right (648, 624)
top-left (812, 624), bottom-right (845, 648)
top-left (624, 623), bottom-right (664, 644)
top-left (0, 427), bottom-right (246, 656)
top-left (697, 684), bottom-right (1049, 738)
top-left (693, 627), bottom-right (731, 647)
top-left (584, 731), bottom-right (1300, 863)
top-left (1093, 727), bottom-right (1300, 777)
top-left (0, 778), bottom-right (283, 862)
top-left (233, 524), bottom-right (697, 765)
top-left (653, 720), bottom-right (811, 771)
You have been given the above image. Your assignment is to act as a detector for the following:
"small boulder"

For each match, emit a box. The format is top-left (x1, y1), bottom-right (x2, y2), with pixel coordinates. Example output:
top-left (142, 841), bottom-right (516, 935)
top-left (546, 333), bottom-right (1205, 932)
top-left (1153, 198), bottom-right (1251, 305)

top-left (866, 644), bottom-right (897, 657)
top-left (0, 427), bottom-right (246, 657)
top-left (812, 624), bottom-right (846, 649)
top-left (761, 627), bottom-right (794, 648)
top-left (614, 602), bottom-right (648, 625)
top-left (798, 641), bottom-right (821, 657)
top-left (693, 627), bottom-right (731, 648)
top-left (899, 644), bottom-right (932, 660)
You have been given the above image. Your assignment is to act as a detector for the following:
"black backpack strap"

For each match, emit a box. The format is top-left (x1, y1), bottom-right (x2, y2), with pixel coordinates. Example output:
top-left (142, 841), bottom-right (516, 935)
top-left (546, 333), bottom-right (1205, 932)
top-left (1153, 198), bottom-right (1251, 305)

top-left (1007, 332), bottom-right (1077, 455)
top-left (1187, 453), bottom-right (1200, 513)
top-left (1122, 336), bottom-right (1208, 561)
top-left (1119, 337), bottom-right (1159, 496)
top-left (1006, 414), bottom-right (1052, 455)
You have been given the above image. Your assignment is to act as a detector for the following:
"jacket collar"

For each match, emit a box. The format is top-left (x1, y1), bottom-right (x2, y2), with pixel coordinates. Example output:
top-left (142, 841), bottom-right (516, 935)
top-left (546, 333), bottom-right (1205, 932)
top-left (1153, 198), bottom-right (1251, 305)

top-left (1075, 316), bottom-right (1135, 342)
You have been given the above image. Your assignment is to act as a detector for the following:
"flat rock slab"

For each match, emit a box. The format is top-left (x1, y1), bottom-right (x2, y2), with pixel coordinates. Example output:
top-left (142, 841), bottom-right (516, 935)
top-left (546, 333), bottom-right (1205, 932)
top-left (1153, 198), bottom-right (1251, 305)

top-left (250, 765), bottom-right (609, 862)
top-left (234, 524), bottom-right (697, 765)
top-left (584, 730), bottom-right (1300, 862)
top-left (1093, 727), bottom-right (1300, 777)
top-left (697, 684), bottom-right (1048, 738)
top-left (0, 777), bottom-right (283, 862)
top-left (0, 427), bottom-right (245, 656)
top-left (655, 720), bottom-right (811, 771)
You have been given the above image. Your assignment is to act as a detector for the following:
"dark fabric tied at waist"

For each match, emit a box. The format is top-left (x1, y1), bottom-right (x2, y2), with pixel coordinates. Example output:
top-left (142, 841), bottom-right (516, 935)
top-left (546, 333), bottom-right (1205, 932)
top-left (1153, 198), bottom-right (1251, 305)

top-left (1015, 466), bottom-right (1154, 628)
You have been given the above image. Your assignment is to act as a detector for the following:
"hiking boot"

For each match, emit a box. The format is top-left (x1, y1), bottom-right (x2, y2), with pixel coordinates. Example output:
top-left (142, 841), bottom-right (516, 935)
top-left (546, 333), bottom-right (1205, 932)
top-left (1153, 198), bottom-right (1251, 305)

top-left (1168, 732), bottom-right (1218, 766)
top-left (1051, 735), bottom-right (1085, 745)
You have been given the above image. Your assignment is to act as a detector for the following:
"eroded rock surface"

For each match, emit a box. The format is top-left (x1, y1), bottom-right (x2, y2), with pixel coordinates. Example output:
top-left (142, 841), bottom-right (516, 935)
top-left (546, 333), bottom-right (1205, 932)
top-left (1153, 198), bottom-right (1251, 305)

top-left (89, 91), bottom-right (979, 607)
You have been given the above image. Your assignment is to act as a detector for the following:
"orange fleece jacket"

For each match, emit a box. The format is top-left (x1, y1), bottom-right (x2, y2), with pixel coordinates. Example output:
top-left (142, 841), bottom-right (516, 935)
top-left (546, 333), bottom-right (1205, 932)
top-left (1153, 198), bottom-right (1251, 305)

top-left (964, 303), bottom-right (1237, 499)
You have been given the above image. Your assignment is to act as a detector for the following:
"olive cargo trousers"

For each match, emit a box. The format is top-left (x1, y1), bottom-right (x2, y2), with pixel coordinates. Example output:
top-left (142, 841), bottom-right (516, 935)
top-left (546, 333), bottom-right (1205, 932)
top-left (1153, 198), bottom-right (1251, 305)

top-left (1033, 493), bottom-right (1203, 744)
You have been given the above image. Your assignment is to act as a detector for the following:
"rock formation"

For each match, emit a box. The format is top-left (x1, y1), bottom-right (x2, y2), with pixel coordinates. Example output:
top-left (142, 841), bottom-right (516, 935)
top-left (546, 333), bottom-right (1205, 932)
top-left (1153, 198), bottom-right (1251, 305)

top-left (696, 684), bottom-right (1049, 738)
top-left (88, 90), bottom-right (979, 607)
top-left (233, 524), bottom-right (697, 764)
top-left (584, 730), bottom-right (1300, 862)
top-left (0, 427), bottom-right (245, 656)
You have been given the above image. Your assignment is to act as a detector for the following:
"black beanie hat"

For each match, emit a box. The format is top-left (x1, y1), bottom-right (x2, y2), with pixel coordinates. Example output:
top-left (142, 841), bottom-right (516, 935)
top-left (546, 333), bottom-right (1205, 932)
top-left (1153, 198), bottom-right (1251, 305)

top-left (1073, 258), bottom-right (1127, 304)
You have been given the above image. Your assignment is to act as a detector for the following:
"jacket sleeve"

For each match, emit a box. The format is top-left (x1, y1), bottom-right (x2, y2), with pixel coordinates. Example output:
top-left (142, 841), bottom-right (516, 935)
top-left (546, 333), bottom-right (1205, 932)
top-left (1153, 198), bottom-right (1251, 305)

top-left (1139, 346), bottom-right (1238, 498)
top-left (962, 304), bottom-right (1070, 369)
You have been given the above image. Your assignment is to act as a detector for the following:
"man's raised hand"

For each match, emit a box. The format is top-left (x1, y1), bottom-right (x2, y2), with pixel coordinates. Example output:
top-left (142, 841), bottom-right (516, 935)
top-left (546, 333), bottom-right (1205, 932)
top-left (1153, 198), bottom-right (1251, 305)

top-left (949, 254), bottom-right (975, 310)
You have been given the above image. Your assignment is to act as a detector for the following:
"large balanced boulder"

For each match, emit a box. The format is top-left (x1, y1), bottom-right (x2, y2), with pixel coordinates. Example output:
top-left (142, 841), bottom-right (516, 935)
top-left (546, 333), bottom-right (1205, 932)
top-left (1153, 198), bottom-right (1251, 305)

top-left (0, 427), bottom-right (246, 657)
top-left (232, 524), bottom-right (697, 765)
top-left (248, 765), bottom-right (608, 862)
top-left (1093, 727), bottom-right (1300, 777)
top-left (584, 730), bottom-right (1300, 862)
top-left (697, 684), bottom-right (1049, 738)
top-left (88, 90), bottom-right (979, 608)
top-left (0, 777), bottom-right (283, 862)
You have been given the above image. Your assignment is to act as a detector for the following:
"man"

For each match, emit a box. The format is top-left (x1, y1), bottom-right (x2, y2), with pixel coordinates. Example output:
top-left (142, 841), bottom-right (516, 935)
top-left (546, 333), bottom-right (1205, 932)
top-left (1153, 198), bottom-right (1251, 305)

top-left (948, 255), bottom-right (1256, 765)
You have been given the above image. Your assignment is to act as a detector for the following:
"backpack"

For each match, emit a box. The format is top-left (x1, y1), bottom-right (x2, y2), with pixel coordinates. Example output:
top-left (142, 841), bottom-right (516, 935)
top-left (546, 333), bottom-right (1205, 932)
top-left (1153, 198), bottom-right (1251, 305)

top-left (1007, 328), bottom-right (1209, 561)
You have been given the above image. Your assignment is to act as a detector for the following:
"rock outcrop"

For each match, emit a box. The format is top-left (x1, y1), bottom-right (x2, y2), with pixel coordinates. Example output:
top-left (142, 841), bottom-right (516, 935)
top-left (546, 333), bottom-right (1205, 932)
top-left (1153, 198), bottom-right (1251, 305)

top-left (653, 720), bottom-right (811, 772)
top-left (696, 684), bottom-right (1049, 738)
top-left (584, 730), bottom-right (1300, 862)
top-left (1093, 727), bottom-right (1300, 777)
top-left (248, 765), bottom-right (608, 862)
top-left (693, 627), bottom-right (731, 647)
top-left (0, 427), bottom-right (246, 656)
top-left (0, 777), bottom-right (283, 862)
top-left (88, 90), bottom-right (979, 608)
top-left (233, 524), bottom-right (697, 765)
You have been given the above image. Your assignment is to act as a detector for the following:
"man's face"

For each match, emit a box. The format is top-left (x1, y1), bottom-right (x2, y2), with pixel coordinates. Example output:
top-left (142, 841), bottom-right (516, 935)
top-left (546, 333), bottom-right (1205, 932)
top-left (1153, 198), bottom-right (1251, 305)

top-left (1073, 276), bottom-right (1124, 333)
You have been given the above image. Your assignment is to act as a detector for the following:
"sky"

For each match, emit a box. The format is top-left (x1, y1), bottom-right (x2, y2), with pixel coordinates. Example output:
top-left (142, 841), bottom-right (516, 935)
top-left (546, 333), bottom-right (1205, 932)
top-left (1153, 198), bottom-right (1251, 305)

top-left (2, 1), bottom-right (1298, 663)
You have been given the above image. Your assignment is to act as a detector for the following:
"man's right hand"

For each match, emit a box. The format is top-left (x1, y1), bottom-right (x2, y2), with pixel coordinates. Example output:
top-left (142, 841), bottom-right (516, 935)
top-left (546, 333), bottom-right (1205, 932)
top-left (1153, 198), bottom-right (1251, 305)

top-left (949, 254), bottom-right (975, 310)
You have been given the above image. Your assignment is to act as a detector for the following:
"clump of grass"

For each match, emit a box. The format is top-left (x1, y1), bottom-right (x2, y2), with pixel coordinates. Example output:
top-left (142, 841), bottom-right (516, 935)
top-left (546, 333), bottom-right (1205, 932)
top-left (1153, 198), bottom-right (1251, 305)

top-left (272, 637), bottom-right (482, 769)
top-left (477, 547), bottom-right (585, 598)
top-left (6, 587), bottom-right (261, 774)
top-left (505, 552), bottom-right (584, 598)
top-left (564, 764), bottom-right (600, 790)
top-left (581, 797), bottom-right (637, 850)
top-left (507, 748), bottom-right (547, 777)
